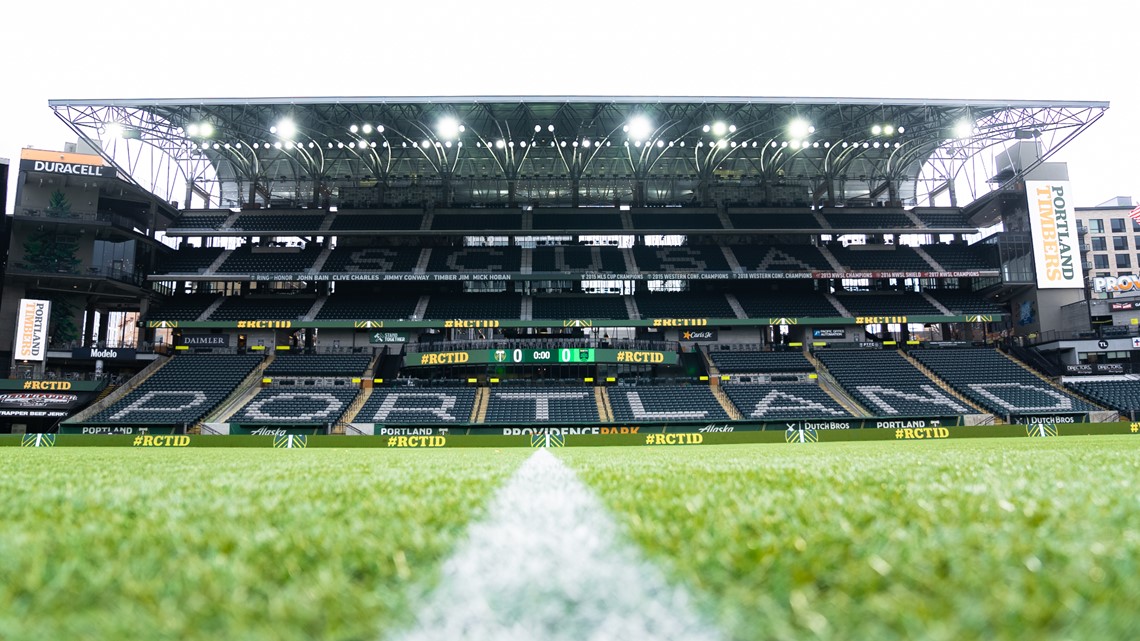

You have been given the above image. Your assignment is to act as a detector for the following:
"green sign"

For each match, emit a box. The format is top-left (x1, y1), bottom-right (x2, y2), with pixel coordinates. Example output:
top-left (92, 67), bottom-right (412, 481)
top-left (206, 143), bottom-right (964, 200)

top-left (403, 347), bottom-right (678, 367)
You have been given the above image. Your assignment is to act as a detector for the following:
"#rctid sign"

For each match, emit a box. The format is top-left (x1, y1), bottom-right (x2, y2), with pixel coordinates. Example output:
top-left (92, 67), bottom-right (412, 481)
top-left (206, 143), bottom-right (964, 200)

top-left (1026, 180), bottom-right (1084, 289)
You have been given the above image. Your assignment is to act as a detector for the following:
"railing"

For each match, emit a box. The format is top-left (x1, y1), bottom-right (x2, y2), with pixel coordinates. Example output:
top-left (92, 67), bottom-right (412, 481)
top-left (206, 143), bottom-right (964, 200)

top-left (1025, 325), bottom-right (1140, 345)
top-left (10, 264), bottom-right (146, 287)
top-left (16, 208), bottom-right (150, 235)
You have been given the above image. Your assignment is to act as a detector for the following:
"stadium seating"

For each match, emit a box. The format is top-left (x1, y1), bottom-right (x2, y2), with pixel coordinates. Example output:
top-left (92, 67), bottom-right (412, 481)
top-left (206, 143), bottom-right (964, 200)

top-left (88, 354), bottom-right (263, 425)
top-left (735, 291), bottom-right (839, 318)
top-left (911, 349), bottom-right (1100, 416)
top-left (634, 293), bottom-right (735, 318)
top-left (156, 247), bottom-right (224, 274)
top-left (532, 210), bottom-right (623, 231)
top-left (315, 294), bottom-right (421, 320)
top-left (723, 383), bottom-right (851, 420)
top-left (816, 350), bottom-right (971, 416)
top-left (921, 244), bottom-right (999, 271)
top-left (609, 385), bottom-right (730, 421)
top-left (431, 212), bottom-right (522, 231)
top-left (913, 209), bottom-right (971, 228)
top-left (265, 353), bottom-right (373, 376)
top-left (531, 246), bottom-right (626, 273)
top-left (928, 290), bottom-right (1006, 315)
top-left (321, 247), bottom-right (422, 273)
top-left (231, 213), bottom-right (324, 232)
top-left (217, 245), bottom-right (321, 274)
top-left (830, 245), bottom-right (931, 271)
top-left (835, 293), bottom-right (940, 316)
top-left (329, 212), bottom-right (423, 231)
top-left (209, 297), bottom-right (315, 321)
top-left (730, 245), bottom-right (831, 271)
top-left (150, 295), bottom-right (219, 321)
top-left (484, 386), bottom-right (599, 422)
top-left (532, 296), bottom-right (629, 320)
top-left (232, 386), bottom-right (360, 425)
top-left (1065, 379), bottom-right (1140, 417)
top-left (356, 386), bottom-right (477, 423)
top-left (709, 350), bottom-right (814, 373)
top-left (822, 211), bottom-right (915, 229)
top-left (171, 214), bottom-right (227, 229)
top-left (630, 211), bottom-right (722, 230)
top-left (423, 294), bottom-right (521, 319)
top-left (728, 212), bottom-right (821, 230)
top-left (633, 246), bottom-right (730, 272)
top-left (426, 246), bottom-right (522, 272)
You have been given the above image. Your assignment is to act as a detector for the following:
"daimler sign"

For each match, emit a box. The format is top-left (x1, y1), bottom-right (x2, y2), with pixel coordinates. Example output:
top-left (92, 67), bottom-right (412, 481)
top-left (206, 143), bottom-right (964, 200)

top-left (181, 334), bottom-right (230, 347)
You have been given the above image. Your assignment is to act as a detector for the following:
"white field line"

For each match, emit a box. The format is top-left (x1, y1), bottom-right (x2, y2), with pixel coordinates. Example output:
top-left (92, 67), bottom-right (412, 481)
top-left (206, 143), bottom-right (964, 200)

top-left (392, 449), bottom-right (721, 641)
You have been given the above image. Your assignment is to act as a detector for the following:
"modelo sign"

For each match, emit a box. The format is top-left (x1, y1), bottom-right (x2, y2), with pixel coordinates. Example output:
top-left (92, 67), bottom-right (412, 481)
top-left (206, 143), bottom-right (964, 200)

top-left (14, 299), bottom-right (51, 362)
top-left (181, 334), bottom-right (230, 347)
top-left (72, 347), bottom-right (137, 361)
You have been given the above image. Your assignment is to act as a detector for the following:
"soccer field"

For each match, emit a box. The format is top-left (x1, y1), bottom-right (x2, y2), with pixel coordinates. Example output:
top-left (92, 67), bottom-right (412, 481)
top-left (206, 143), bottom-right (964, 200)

top-left (1, 437), bottom-right (1137, 640)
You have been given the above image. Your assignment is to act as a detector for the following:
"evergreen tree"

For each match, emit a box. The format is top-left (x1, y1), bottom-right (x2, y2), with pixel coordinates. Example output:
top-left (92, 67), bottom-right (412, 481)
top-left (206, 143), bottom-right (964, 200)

top-left (19, 229), bottom-right (81, 274)
top-left (46, 190), bottom-right (71, 215)
top-left (48, 297), bottom-right (80, 345)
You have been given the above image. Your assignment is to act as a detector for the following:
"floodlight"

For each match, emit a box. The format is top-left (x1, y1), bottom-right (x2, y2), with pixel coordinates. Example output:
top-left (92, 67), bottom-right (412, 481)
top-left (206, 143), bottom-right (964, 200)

top-left (581, 139), bottom-right (590, 148)
top-left (954, 120), bottom-right (973, 138)
top-left (187, 124), bottom-right (199, 136)
top-left (276, 119), bottom-right (297, 139)
top-left (711, 121), bottom-right (727, 137)
top-left (495, 139), bottom-right (505, 149)
top-left (437, 117), bottom-right (461, 140)
top-left (199, 122), bottom-right (214, 138)
top-left (717, 139), bottom-right (727, 149)
top-left (421, 140), bottom-right (430, 148)
top-left (871, 124), bottom-right (882, 135)
top-left (729, 124), bottom-right (737, 133)
top-left (883, 125), bottom-right (895, 135)
top-left (362, 124), bottom-right (373, 134)
top-left (534, 125), bottom-right (541, 132)
top-left (273, 141), bottom-right (282, 149)
top-left (547, 124), bottom-right (554, 132)
top-left (213, 143), bottom-right (221, 150)
top-left (657, 140), bottom-right (664, 148)
top-left (790, 140), bottom-right (801, 150)
top-left (337, 142), bottom-right (344, 149)
top-left (103, 123), bottom-right (124, 140)
top-left (788, 119), bottom-right (811, 139)
top-left (377, 125), bottom-right (384, 133)
top-left (702, 124), bottom-right (711, 133)
top-left (520, 141), bottom-right (527, 147)
top-left (350, 124), bottom-right (359, 133)
top-left (628, 115), bottom-right (652, 140)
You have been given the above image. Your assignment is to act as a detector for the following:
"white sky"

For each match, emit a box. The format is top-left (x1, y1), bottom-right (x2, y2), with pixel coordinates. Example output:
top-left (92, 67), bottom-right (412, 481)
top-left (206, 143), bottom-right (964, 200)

top-left (2, 0), bottom-right (1137, 213)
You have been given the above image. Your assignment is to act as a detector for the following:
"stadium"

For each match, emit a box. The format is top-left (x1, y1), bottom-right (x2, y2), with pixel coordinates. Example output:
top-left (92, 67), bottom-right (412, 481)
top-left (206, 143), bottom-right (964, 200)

top-left (1, 96), bottom-right (1138, 640)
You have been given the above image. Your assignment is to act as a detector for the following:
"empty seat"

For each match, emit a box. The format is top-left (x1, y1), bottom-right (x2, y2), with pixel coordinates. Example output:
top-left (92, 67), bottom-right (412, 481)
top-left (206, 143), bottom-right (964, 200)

top-left (609, 386), bottom-right (729, 421)
top-left (817, 350), bottom-right (971, 417)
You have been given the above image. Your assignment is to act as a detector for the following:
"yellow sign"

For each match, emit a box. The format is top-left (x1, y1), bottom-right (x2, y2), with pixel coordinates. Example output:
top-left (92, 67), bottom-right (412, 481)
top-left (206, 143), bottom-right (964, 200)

top-left (893, 427), bottom-right (950, 440)
top-left (615, 351), bottom-right (665, 363)
top-left (417, 352), bottom-right (470, 365)
top-left (644, 433), bottom-right (704, 446)
top-left (856, 316), bottom-right (908, 325)
top-left (132, 435), bottom-right (191, 447)
top-left (444, 320), bottom-right (500, 328)
top-left (386, 435), bottom-right (447, 447)
top-left (237, 320), bottom-right (292, 329)
top-left (652, 318), bottom-right (709, 327)
top-left (354, 320), bottom-right (384, 328)
top-left (22, 380), bottom-right (71, 391)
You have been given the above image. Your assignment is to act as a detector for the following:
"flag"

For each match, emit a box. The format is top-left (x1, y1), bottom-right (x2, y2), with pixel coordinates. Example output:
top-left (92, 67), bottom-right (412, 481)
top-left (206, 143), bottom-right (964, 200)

top-left (1130, 204), bottom-right (1140, 224)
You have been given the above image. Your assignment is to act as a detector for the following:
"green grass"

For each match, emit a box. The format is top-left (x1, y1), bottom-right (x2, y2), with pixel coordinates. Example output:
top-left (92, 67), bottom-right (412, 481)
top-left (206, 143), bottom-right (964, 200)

top-left (0, 448), bottom-right (529, 641)
top-left (2, 437), bottom-right (1139, 640)
top-left (563, 437), bottom-right (1140, 641)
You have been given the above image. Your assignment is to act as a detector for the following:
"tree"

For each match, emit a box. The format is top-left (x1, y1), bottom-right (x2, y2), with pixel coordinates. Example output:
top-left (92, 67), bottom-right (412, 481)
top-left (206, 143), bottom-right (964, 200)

top-left (48, 297), bottom-right (81, 344)
top-left (19, 229), bottom-right (81, 274)
top-left (46, 190), bottom-right (72, 216)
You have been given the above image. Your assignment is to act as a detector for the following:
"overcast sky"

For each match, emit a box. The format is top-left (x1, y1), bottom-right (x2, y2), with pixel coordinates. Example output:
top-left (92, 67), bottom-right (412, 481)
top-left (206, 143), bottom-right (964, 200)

top-left (2, 0), bottom-right (1136, 213)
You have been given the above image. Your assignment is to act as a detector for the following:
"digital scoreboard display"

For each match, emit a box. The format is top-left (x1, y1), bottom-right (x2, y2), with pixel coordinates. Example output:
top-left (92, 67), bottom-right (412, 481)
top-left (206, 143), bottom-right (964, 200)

top-left (405, 348), bottom-right (677, 367)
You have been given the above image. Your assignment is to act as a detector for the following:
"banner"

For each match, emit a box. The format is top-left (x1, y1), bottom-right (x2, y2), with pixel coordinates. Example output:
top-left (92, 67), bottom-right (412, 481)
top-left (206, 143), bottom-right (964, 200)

top-left (1025, 180), bottom-right (1083, 288)
top-left (14, 299), bottom-right (51, 362)
top-left (1064, 364), bottom-right (1125, 375)
top-left (19, 159), bottom-right (116, 180)
top-left (0, 391), bottom-right (94, 418)
top-left (812, 328), bottom-right (846, 338)
top-left (71, 347), bottom-right (137, 361)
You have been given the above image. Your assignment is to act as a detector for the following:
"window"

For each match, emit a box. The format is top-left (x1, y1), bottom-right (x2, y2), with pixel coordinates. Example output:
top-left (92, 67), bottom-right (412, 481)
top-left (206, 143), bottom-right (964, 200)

top-left (1111, 218), bottom-right (1126, 233)
top-left (1132, 219), bottom-right (1140, 232)
top-left (1116, 254), bottom-right (1131, 269)
top-left (1114, 237), bottom-right (1129, 251)
top-left (1091, 237), bottom-right (1106, 251)
top-left (1089, 219), bottom-right (1104, 233)
top-left (1094, 254), bottom-right (1109, 269)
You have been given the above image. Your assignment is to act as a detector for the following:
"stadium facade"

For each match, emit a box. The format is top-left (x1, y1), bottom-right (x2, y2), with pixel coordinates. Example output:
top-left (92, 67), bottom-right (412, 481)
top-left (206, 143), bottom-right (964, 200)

top-left (5, 95), bottom-right (1138, 434)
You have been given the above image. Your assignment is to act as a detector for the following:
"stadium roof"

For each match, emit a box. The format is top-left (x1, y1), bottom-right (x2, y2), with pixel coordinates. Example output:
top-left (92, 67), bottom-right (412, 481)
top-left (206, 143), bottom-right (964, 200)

top-left (49, 96), bottom-right (1107, 210)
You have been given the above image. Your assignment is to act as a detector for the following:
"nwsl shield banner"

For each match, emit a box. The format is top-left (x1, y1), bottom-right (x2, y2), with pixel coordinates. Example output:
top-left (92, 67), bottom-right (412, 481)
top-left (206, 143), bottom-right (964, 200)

top-left (1025, 181), bottom-right (1084, 289)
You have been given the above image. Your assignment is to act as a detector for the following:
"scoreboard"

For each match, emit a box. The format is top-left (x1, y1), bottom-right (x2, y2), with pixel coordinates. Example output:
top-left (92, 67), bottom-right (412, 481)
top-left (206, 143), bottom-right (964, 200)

top-left (404, 348), bottom-right (678, 367)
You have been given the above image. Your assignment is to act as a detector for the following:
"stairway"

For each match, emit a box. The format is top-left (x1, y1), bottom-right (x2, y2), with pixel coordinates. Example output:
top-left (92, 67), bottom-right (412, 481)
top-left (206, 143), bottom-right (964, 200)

top-left (921, 291), bottom-right (952, 315)
top-left (913, 245), bottom-right (944, 271)
top-left (414, 248), bottom-right (432, 273)
top-left (710, 381), bottom-right (744, 420)
top-left (414, 295), bottom-right (431, 320)
top-left (471, 387), bottom-right (489, 423)
top-left (304, 296), bottom-right (328, 321)
top-left (817, 244), bottom-right (845, 271)
top-left (206, 249), bottom-right (232, 274)
top-left (63, 356), bottom-right (170, 424)
top-left (594, 387), bottom-right (613, 422)
top-left (196, 296), bottom-right (226, 321)
top-left (824, 293), bottom-right (852, 317)
top-left (802, 350), bottom-right (871, 417)
top-left (309, 245), bottom-right (333, 274)
top-left (724, 293), bottom-right (748, 319)
top-left (340, 386), bottom-right (373, 424)
top-left (202, 355), bottom-right (275, 424)
top-left (898, 349), bottom-right (995, 418)
top-left (624, 296), bottom-right (641, 320)
top-left (996, 349), bottom-right (1110, 411)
